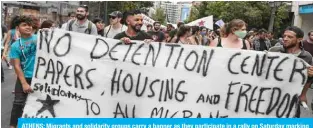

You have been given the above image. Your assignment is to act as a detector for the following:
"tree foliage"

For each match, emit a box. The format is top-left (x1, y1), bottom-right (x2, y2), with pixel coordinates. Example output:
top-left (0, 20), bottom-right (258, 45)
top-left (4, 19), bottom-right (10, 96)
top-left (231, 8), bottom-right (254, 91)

top-left (196, 1), bottom-right (290, 33)
top-left (186, 6), bottom-right (199, 23)
top-left (82, 1), bottom-right (154, 23)
top-left (107, 1), bottom-right (154, 14)
top-left (152, 8), bottom-right (166, 25)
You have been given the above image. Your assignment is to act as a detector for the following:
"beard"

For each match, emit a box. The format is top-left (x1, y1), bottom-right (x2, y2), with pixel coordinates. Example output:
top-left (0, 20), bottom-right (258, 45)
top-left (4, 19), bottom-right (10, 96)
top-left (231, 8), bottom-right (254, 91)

top-left (76, 14), bottom-right (86, 20)
top-left (131, 24), bottom-right (142, 32)
top-left (283, 42), bottom-right (297, 49)
top-left (259, 36), bottom-right (266, 40)
top-left (154, 27), bottom-right (160, 31)
top-left (260, 38), bottom-right (265, 41)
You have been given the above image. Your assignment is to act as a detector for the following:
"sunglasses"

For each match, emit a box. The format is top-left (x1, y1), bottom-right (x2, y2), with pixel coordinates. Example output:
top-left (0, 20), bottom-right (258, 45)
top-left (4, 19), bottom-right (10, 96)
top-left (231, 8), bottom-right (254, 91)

top-left (110, 16), bottom-right (117, 19)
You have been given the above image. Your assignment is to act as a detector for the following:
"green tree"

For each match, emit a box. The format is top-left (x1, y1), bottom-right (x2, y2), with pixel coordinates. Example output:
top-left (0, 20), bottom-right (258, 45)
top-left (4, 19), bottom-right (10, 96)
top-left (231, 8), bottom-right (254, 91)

top-left (274, 4), bottom-right (289, 37)
top-left (152, 8), bottom-right (166, 25)
top-left (186, 6), bottom-right (199, 23)
top-left (81, 1), bottom-right (154, 23)
top-left (107, 1), bottom-right (154, 14)
top-left (196, 1), bottom-right (289, 33)
top-left (183, 19), bottom-right (189, 24)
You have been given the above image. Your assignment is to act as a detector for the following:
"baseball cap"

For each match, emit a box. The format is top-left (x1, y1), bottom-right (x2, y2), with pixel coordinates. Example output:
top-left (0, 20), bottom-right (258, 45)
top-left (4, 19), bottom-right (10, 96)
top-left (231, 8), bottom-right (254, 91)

top-left (109, 11), bottom-right (123, 18)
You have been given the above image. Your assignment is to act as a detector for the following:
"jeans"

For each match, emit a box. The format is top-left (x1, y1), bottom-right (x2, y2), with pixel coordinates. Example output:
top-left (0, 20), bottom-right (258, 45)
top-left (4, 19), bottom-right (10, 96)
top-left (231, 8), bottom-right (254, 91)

top-left (9, 78), bottom-right (31, 127)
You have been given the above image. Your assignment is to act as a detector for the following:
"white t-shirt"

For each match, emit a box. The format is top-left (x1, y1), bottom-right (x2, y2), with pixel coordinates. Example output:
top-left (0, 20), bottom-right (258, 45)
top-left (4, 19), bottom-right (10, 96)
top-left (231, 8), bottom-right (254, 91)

top-left (61, 23), bottom-right (67, 29)
top-left (104, 24), bottom-right (128, 38)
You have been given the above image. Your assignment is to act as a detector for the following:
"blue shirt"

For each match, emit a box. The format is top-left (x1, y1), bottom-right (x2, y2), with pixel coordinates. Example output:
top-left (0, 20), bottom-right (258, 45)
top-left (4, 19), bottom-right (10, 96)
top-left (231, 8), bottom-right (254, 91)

top-left (10, 34), bottom-right (37, 78)
top-left (10, 29), bottom-right (19, 45)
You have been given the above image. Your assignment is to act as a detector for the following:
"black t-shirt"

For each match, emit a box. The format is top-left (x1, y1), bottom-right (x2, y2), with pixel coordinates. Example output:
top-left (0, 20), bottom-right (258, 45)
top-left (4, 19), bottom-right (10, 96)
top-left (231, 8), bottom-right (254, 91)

top-left (259, 39), bottom-right (268, 51)
top-left (147, 31), bottom-right (165, 42)
top-left (2, 24), bottom-right (8, 38)
top-left (114, 31), bottom-right (152, 40)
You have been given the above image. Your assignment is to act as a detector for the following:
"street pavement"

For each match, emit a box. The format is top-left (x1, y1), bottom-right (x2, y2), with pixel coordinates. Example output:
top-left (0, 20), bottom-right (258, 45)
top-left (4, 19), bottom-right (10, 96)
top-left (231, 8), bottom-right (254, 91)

top-left (1, 62), bottom-right (313, 127)
top-left (1, 62), bottom-right (15, 128)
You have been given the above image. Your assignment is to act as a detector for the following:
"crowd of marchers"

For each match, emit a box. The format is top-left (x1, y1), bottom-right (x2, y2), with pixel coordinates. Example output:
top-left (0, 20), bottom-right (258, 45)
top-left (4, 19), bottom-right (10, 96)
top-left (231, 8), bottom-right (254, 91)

top-left (1, 5), bottom-right (313, 128)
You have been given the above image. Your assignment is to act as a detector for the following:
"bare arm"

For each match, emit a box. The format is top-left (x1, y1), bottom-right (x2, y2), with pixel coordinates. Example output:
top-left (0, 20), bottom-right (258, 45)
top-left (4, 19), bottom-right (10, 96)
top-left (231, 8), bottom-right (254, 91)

top-left (162, 38), bottom-right (167, 43)
top-left (209, 38), bottom-right (218, 47)
top-left (244, 40), bottom-right (251, 50)
top-left (170, 36), bottom-right (177, 43)
top-left (299, 80), bottom-right (312, 103)
top-left (2, 30), bottom-right (11, 60)
top-left (189, 36), bottom-right (196, 45)
top-left (3, 33), bottom-right (7, 42)
top-left (11, 59), bottom-right (33, 93)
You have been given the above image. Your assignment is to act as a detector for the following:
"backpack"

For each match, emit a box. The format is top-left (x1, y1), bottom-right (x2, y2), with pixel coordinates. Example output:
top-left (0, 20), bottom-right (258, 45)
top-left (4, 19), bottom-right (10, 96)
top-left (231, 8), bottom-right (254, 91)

top-left (68, 20), bottom-right (92, 34)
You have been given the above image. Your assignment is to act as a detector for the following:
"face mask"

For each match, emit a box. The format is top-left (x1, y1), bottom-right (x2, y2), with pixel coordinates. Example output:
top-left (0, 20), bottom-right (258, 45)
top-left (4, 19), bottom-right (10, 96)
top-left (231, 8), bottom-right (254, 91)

top-left (234, 30), bottom-right (247, 39)
top-left (200, 32), bottom-right (206, 36)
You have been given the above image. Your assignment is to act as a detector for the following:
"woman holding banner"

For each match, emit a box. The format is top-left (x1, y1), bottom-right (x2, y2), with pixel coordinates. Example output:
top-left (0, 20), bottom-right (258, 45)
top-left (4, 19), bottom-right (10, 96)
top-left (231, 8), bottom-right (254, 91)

top-left (170, 25), bottom-right (192, 45)
top-left (209, 19), bottom-right (251, 50)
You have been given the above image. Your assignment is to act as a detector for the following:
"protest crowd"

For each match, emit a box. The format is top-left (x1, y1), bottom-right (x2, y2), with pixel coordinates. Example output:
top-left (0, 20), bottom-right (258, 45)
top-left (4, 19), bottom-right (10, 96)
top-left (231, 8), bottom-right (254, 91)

top-left (1, 4), bottom-right (313, 128)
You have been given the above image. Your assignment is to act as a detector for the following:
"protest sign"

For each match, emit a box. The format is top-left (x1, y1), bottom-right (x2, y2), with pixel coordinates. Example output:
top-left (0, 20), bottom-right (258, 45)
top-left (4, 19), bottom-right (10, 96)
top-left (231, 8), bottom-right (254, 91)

top-left (22, 29), bottom-right (308, 118)
top-left (141, 14), bottom-right (166, 30)
top-left (187, 15), bottom-right (213, 29)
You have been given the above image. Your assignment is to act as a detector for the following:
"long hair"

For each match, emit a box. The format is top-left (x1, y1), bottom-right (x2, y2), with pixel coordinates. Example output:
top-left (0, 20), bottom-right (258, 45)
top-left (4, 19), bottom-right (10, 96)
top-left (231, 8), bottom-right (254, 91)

top-left (191, 26), bottom-right (200, 35)
top-left (175, 25), bottom-right (191, 43)
top-left (220, 19), bottom-right (247, 37)
top-left (40, 20), bottom-right (54, 29)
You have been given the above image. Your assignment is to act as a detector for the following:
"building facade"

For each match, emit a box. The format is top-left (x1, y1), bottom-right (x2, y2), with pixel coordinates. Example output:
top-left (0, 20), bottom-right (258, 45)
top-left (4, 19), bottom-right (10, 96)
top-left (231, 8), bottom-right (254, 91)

top-left (292, 1), bottom-right (313, 39)
top-left (2, 1), bottom-right (79, 27)
top-left (176, 2), bottom-right (192, 22)
top-left (154, 1), bottom-right (179, 24)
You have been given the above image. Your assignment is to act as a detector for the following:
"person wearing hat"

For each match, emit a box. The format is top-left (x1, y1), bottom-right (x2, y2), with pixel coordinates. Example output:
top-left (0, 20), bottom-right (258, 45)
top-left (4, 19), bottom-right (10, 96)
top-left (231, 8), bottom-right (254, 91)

top-left (104, 11), bottom-right (127, 38)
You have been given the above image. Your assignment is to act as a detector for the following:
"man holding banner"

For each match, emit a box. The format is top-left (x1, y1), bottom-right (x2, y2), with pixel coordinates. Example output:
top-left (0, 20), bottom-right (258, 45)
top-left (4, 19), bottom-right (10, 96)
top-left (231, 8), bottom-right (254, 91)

top-left (269, 26), bottom-right (313, 114)
top-left (21, 28), bottom-right (313, 118)
top-left (114, 10), bottom-right (152, 44)
top-left (9, 16), bottom-right (36, 128)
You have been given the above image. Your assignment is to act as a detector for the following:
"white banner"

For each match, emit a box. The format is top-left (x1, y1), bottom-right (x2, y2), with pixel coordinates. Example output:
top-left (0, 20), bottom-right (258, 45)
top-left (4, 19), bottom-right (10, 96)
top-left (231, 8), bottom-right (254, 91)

top-left (215, 19), bottom-right (225, 27)
top-left (22, 29), bottom-right (308, 118)
top-left (142, 14), bottom-right (166, 30)
top-left (187, 15), bottom-right (213, 29)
